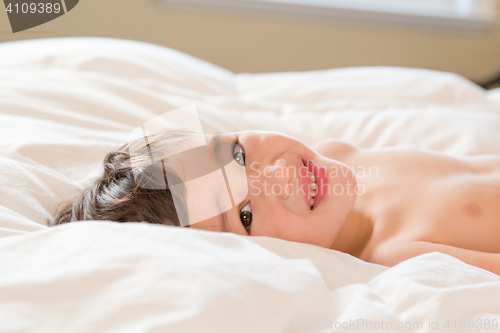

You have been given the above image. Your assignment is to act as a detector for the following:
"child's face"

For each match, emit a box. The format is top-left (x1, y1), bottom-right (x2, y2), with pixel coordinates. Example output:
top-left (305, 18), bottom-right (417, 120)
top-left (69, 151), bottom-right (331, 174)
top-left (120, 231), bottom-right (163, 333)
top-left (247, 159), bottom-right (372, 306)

top-left (190, 130), bottom-right (357, 249)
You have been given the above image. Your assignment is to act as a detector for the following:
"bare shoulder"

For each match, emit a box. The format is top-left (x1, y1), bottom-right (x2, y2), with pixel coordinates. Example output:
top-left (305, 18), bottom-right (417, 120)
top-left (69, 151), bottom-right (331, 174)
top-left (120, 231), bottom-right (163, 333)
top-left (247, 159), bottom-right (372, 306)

top-left (368, 240), bottom-right (500, 276)
top-left (311, 139), bottom-right (360, 161)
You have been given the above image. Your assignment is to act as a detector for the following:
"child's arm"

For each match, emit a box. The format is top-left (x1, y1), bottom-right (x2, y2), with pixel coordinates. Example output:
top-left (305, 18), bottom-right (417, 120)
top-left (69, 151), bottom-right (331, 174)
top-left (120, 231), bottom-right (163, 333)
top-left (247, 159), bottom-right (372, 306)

top-left (369, 241), bottom-right (500, 276)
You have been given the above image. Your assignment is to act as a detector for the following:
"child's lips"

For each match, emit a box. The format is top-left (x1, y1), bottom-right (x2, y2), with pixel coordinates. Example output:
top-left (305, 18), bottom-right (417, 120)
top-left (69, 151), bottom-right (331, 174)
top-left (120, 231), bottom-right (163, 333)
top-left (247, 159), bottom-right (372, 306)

top-left (298, 158), bottom-right (312, 209)
top-left (298, 158), bottom-right (321, 210)
top-left (305, 160), bottom-right (328, 209)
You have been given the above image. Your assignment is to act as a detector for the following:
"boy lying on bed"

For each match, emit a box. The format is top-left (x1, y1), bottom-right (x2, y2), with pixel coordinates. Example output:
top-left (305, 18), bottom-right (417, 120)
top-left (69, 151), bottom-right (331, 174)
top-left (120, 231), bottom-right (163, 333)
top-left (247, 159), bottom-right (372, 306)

top-left (50, 130), bottom-right (500, 276)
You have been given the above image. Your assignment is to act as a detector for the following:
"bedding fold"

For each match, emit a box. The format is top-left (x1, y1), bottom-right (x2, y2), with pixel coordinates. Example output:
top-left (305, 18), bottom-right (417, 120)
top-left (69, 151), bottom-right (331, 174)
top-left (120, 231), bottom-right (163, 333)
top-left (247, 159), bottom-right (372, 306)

top-left (1, 37), bottom-right (500, 332)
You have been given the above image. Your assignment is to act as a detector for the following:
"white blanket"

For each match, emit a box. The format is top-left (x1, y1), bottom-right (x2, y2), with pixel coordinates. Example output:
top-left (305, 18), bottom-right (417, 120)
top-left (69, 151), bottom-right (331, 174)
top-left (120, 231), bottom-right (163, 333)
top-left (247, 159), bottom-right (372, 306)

top-left (1, 37), bottom-right (500, 332)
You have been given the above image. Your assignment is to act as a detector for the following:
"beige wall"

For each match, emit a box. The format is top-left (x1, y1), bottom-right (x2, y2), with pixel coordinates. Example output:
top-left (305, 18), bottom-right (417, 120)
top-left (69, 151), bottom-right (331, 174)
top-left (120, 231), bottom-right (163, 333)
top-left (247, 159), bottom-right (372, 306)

top-left (1, 0), bottom-right (499, 82)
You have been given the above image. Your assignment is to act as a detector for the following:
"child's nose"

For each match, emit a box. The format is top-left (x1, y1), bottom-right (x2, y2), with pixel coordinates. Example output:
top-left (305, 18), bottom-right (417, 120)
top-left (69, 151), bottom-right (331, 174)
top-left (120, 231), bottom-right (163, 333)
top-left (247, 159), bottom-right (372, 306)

top-left (262, 158), bottom-right (290, 200)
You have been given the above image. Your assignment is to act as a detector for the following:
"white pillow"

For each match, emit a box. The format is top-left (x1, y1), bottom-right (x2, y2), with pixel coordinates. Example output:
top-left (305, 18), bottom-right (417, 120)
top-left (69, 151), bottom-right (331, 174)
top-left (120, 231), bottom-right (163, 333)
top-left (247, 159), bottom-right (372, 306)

top-left (488, 87), bottom-right (500, 105)
top-left (0, 36), bottom-right (499, 233)
top-left (1, 38), bottom-right (500, 333)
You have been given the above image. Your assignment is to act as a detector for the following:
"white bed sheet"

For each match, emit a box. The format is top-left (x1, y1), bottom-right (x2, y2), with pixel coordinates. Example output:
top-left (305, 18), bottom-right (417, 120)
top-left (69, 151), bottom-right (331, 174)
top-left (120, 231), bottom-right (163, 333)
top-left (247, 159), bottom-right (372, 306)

top-left (1, 37), bottom-right (500, 332)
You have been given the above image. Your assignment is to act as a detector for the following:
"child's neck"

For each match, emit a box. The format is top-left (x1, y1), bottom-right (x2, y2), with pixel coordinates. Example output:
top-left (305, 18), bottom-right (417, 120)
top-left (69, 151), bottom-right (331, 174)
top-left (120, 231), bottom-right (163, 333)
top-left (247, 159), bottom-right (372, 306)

top-left (329, 206), bottom-right (373, 258)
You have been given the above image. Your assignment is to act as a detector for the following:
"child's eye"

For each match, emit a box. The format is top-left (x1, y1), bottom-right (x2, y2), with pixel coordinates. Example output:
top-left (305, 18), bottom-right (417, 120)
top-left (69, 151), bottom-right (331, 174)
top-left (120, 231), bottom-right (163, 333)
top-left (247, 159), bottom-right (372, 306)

top-left (232, 141), bottom-right (245, 166)
top-left (239, 202), bottom-right (252, 231)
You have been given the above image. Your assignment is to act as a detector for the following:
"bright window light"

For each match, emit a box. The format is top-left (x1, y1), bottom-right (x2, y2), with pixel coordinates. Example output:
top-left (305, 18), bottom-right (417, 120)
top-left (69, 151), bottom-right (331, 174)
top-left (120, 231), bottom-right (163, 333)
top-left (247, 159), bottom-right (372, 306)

top-left (257, 0), bottom-right (490, 18)
top-left (158, 0), bottom-right (498, 33)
